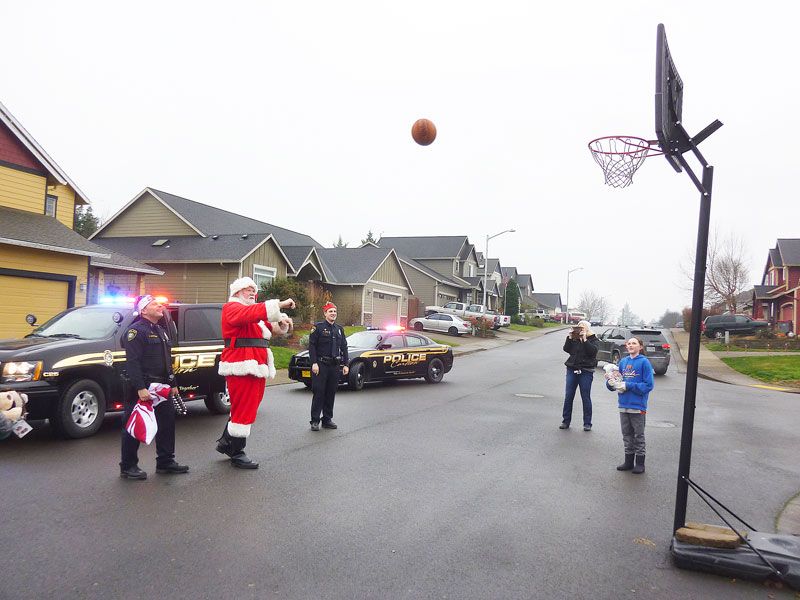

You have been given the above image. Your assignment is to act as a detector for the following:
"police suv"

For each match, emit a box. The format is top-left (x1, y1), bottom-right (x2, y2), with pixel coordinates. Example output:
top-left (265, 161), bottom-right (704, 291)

top-left (0, 299), bottom-right (229, 438)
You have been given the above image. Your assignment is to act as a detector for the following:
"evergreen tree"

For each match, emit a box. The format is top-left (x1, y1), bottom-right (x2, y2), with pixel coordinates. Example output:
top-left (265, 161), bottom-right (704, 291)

top-left (333, 235), bottom-right (347, 248)
top-left (74, 206), bottom-right (99, 238)
top-left (504, 279), bottom-right (520, 316)
top-left (361, 230), bottom-right (377, 245)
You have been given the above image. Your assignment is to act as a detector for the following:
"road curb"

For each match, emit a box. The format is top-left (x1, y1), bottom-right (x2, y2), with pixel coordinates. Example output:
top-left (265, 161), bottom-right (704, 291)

top-left (776, 491), bottom-right (800, 535)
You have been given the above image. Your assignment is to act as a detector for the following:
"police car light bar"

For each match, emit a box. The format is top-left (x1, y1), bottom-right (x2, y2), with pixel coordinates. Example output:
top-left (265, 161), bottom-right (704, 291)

top-left (384, 325), bottom-right (405, 331)
top-left (99, 295), bottom-right (136, 304)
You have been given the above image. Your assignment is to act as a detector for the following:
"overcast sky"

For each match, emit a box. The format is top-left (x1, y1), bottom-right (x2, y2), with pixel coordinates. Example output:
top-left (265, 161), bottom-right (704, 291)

top-left (2, 1), bottom-right (797, 321)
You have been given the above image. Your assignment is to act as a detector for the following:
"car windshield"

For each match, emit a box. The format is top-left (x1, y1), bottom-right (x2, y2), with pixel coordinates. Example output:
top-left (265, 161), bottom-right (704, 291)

top-left (631, 330), bottom-right (666, 344)
top-left (346, 331), bottom-right (387, 348)
top-left (27, 306), bottom-right (123, 340)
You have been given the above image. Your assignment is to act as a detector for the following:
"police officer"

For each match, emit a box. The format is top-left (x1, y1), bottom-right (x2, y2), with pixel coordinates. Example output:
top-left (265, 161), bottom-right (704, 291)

top-left (119, 295), bottom-right (189, 480)
top-left (308, 302), bottom-right (348, 431)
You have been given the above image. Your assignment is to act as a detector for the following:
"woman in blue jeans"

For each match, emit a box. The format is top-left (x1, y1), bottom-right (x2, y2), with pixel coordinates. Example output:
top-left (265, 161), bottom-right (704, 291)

top-left (560, 320), bottom-right (599, 431)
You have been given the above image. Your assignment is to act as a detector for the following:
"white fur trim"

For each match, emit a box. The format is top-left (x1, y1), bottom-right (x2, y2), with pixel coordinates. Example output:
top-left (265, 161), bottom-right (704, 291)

top-left (257, 321), bottom-right (272, 339)
top-left (219, 360), bottom-right (271, 378)
top-left (267, 348), bottom-right (276, 379)
top-left (265, 299), bottom-right (281, 323)
top-left (227, 421), bottom-right (251, 438)
top-left (230, 277), bottom-right (258, 297)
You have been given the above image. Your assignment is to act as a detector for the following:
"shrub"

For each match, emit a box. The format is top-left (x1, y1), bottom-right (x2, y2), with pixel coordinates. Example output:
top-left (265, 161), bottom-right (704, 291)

top-left (529, 316), bottom-right (545, 328)
top-left (467, 315), bottom-right (495, 338)
top-left (299, 334), bottom-right (310, 349)
top-left (511, 314), bottom-right (524, 325)
top-left (258, 278), bottom-right (309, 319)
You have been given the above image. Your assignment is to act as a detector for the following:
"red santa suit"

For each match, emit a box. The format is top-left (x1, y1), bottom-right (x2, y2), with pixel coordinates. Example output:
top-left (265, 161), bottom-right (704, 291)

top-left (219, 293), bottom-right (288, 438)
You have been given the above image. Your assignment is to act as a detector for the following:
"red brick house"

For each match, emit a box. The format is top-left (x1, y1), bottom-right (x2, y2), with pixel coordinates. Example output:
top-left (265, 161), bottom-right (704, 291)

top-left (752, 239), bottom-right (800, 333)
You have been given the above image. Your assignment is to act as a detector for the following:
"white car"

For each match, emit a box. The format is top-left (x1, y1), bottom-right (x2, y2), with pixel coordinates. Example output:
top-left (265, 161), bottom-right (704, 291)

top-left (409, 313), bottom-right (473, 336)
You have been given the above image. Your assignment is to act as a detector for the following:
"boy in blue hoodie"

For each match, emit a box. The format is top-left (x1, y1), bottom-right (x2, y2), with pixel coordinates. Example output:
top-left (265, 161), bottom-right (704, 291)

top-left (605, 337), bottom-right (654, 474)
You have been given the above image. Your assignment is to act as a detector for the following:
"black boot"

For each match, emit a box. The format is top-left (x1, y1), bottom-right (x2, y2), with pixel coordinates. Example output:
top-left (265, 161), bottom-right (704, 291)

top-left (216, 423), bottom-right (234, 457)
top-left (632, 455), bottom-right (645, 474)
top-left (616, 454), bottom-right (635, 471)
top-left (229, 436), bottom-right (259, 470)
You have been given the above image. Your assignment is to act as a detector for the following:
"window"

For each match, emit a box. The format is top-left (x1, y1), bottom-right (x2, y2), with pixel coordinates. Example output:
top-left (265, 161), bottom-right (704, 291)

top-left (382, 335), bottom-right (404, 348)
top-left (406, 335), bottom-right (427, 347)
top-left (468, 264), bottom-right (474, 277)
top-left (45, 195), bottom-right (57, 217)
top-left (440, 314), bottom-right (452, 321)
top-left (453, 261), bottom-right (458, 275)
top-left (735, 315), bottom-right (749, 324)
top-left (427, 314), bottom-right (441, 321)
top-left (183, 307), bottom-right (223, 341)
top-left (444, 302), bottom-right (458, 309)
top-left (253, 265), bottom-right (276, 288)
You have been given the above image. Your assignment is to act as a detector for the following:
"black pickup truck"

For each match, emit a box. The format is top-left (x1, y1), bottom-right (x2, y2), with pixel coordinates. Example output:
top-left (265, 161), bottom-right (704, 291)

top-left (0, 301), bottom-right (229, 438)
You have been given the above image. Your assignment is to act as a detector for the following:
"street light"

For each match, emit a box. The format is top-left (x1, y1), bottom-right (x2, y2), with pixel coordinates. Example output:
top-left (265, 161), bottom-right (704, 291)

top-left (482, 229), bottom-right (515, 309)
top-left (565, 267), bottom-right (583, 323)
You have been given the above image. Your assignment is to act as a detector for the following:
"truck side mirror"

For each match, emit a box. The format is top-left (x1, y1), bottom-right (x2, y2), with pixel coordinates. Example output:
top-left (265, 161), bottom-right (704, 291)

top-left (112, 312), bottom-right (124, 324)
top-left (25, 314), bottom-right (37, 326)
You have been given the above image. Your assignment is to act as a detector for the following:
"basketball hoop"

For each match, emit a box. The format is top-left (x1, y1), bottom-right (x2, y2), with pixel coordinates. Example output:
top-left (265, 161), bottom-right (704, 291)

top-left (588, 136), bottom-right (662, 188)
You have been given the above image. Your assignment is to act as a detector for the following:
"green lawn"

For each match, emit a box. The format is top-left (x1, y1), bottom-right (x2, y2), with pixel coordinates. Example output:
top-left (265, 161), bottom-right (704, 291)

top-left (508, 323), bottom-right (537, 332)
top-left (271, 346), bottom-right (297, 370)
top-left (720, 356), bottom-right (800, 384)
top-left (706, 342), bottom-right (800, 353)
top-left (429, 336), bottom-right (460, 347)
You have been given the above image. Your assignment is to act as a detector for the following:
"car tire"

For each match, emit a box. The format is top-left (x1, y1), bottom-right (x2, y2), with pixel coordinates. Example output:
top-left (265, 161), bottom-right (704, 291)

top-left (714, 330), bottom-right (724, 339)
top-left (414, 322), bottom-right (424, 331)
top-left (424, 358), bottom-right (445, 384)
top-left (654, 367), bottom-right (668, 376)
top-left (611, 351), bottom-right (620, 365)
top-left (204, 386), bottom-right (231, 414)
top-left (51, 378), bottom-right (106, 439)
top-left (348, 362), bottom-right (365, 391)
top-left (303, 382), bottom-right (312, 390)
top-left (448, 326), bottom-right (458, 335)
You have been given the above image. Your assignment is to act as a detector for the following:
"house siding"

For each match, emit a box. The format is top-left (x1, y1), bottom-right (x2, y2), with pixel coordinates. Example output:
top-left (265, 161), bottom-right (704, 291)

top-left (0, 165), bottom-right (47, 214)
top-left (49, 183), bottom-right (77, 228)
top-left (418, 258), bottom-right (457, 278)
top-left (328, 286), bottom-right (364, 326)
top-left (372, 255), bottom-right (406, 287)
top-left (145, 262), bottom-right (239, 303)
top-left (403, 266), bottom-right (437, 307)
top-left (241, 238), bottom-right (289, 281)
top-left (0, 122), bottom-right (43, 171)
top-left (99, 192), bottom-right (197, 237)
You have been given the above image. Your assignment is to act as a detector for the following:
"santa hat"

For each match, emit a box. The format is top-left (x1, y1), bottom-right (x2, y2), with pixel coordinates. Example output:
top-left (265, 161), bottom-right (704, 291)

top-left (230, 277), bottom-right (258, 297)
top-left (322, 302), bottom-right (337, 313)
top-left (135, 294), bottom-right (155, 313)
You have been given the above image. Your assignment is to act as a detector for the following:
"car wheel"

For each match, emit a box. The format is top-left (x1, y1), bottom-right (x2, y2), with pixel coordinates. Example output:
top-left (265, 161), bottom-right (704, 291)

top-left (414, 322), bottom-right (424, 331)
top-left (348, 362), bottom-right (365, 391)
top-left (654, 367), bottom-right (668, 376)
top-left (51, 379), bottom-right (106, 439)
top-left (448, 326), bottom-right (458, 335)
top-left (611, 351), bottom-right (620, 365)
top-left (303, 382), bottom-right (312, 390)
top-left (424, 358), bottom-right (445, 384)
top-left (714, 331), bottom-right (724, 339)
top-left (204, 385), bottom-right (231, 414)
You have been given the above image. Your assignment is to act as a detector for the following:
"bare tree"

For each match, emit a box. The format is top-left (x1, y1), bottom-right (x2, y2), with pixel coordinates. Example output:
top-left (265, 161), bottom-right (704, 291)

top-left (618, 303), bottom-right (640, 326)
top-left (682, 231), bottom-right (750, 312)
top-left (659, 309), bottom-right (681, 328)
top-left (577, 290), bottom-right (611, 322)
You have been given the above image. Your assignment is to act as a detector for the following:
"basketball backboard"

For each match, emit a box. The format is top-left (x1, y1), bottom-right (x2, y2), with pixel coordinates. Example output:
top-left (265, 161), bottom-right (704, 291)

top-left (655, 23), bottom-right (684, 172)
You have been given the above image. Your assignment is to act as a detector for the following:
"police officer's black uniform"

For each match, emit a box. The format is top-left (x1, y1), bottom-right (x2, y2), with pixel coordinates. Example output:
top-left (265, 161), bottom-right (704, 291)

top-left (308, 319), bottom-right (348, 429)
top-left (120, 316), bottom-right (187, 479)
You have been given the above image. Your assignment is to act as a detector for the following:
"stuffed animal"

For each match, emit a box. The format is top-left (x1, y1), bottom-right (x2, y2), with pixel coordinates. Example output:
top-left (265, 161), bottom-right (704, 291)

top-left (603, 364), bottom-right (626, 392)
top-left (0, 390), bottom-right (30, 440)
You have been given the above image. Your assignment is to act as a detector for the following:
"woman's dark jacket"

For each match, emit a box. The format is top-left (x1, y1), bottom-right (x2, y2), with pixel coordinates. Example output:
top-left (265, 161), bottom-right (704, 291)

top-left (563, 334), bottom-right (599, 370)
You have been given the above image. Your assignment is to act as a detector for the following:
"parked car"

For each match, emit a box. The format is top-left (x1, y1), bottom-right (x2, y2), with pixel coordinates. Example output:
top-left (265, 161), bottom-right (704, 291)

top-left (409, 313), bottom-right (473, 336)
top-left (590, 319), bottom-right (603, 327)
top-left (486, 310), bottom-right (510, 328)
top-left (424, 301), bottom-right (497, 327)
top-left (568, 311), bottom-right (588, 324)
top-left (595, 326), bottom-right (671, 375)
top-left (0, 300), bottom-right (229, 438)
top-left (702, 314), bottom-right (769, 339)
top-left (528, 309), bottom-right (549, 320)
top-left (288, 328), bottom-right (455, 390)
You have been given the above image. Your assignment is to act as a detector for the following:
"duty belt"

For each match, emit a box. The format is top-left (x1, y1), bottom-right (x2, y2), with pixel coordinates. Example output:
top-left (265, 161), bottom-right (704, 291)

top-left (225, 337), bottom-right (270, 348)
top-left (318, 356), bottom-right (339, 365)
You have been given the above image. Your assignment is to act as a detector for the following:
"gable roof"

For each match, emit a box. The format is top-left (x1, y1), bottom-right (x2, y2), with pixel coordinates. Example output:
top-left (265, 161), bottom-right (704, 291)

top-left (777, 239), bottom-right (800, 265)
top-left (532, 293), bottom-right (563, 310)
top-left (92, 187), bottom-right (322, 247)
top-left (501, 266), bottom-right (518, 279)
top-left (397, 255), bottom-right (467, 289)
top-left (768, 247), bottom-right (783, 269)
top-left (0, 205), bottom-right (109, 258)
top-left (92, 233), bottom-right (290, 265)
top-left (517, 274), bottom-right (534, 290)
top-left (482, 258), bottom-right (501, 275)
top-left (282, 245), bottom-right (314, 272)
top-left (463, 276), bottom-right (499, 294)
top-left (0, 100), bottom-right (91, 205)
top-left (90, 249), bottom-right (164, 275)
top-left (315, 247), bottom-right (411, 291)
top-left (378, 235), bottom-right (469, 259)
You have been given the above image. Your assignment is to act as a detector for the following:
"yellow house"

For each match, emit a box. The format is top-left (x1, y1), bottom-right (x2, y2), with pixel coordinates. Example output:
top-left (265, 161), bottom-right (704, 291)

top-left (0, 101), bottom-right (109, 337)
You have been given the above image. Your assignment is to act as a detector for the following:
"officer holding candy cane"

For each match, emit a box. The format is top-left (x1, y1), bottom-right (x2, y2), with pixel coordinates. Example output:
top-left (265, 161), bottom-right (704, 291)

top-left (119, 295), bottom-right (189, 481)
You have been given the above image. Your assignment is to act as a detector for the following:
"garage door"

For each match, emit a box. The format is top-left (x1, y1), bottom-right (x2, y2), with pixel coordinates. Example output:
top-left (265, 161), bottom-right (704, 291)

top-left (371, 292), bottom-right (399, 328)
top-left (0, 276), bottom-right (68, 339)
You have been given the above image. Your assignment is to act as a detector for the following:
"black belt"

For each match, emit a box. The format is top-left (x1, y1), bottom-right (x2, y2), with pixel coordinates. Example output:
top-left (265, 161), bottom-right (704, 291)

top-left (225, 338), bottom-right (270, 348)
top-left (144, 374), bottom-right (173, 384)
top-left (318, 357), bottom-right (339, 365)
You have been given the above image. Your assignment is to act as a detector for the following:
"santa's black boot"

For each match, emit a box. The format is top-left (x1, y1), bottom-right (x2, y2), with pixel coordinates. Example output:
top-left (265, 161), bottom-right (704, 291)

top-left (216, 423), bottom-right (234, 457)
top-left (616, 454), bottom-right (635, 471)
top-left (229, 436), bottom-right (259, 470)
top-left (632, 455), bottom-right (646, 474)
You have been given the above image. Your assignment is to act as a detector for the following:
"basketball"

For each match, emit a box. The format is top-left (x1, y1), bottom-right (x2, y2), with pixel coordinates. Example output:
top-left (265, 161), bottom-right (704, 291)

top-left (411, 119), bottom-right (437, 146)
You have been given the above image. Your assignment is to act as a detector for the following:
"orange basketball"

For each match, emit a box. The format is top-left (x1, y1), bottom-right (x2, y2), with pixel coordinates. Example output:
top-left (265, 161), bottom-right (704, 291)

top-left (411, 118), bottom-right (437, 146)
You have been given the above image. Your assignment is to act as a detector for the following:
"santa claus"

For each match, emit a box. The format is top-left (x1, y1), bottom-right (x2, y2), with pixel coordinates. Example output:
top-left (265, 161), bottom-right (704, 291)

top-left (217, 277), bottom-right (294, 469)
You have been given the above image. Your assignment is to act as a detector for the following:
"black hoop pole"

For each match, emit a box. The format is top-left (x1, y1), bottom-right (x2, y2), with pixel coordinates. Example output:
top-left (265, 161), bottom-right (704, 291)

top-left (672, 120), bottom-right (718, 533)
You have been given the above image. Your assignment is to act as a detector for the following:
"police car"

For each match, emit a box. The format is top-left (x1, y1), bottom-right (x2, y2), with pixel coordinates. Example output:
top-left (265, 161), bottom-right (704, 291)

top-left (0, 297), bottom-right (229, 439)
top-left (288, 326), bottom-right (455, 390)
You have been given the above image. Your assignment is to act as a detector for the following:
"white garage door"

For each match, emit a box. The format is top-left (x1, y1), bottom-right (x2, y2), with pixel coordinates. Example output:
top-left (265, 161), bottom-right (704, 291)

top-left (371, 292), bottom-right (399, 328)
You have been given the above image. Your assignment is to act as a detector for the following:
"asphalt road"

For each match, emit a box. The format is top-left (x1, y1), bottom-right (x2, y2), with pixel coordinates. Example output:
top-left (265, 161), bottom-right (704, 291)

top-left (3, 330), bottom-right (799, 599)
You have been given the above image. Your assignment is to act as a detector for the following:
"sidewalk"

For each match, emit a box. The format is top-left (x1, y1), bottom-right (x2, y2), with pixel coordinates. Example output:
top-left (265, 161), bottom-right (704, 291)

top-left (669, 328), bottom-right (799, 393)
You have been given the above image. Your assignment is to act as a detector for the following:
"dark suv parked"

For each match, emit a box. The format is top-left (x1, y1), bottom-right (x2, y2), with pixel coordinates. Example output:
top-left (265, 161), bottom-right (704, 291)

top-left (595, 327), bottom-right (671, 375)
top-left (702, 314), bottom-right (769, 339)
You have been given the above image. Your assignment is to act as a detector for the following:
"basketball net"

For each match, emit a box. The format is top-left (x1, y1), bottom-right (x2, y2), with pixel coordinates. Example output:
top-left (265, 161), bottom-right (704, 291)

top-left (588, 136), bottom-right (661, 188)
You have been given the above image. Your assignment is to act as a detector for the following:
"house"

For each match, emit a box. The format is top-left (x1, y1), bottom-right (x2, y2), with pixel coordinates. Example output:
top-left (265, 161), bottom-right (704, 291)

top-left (531, 293), bottom-right (564, 315)
top-left (516, 273), bottom-right (535, 307)
top-left (377, 235), bottom-right (479, 303)
top-left (500, 266), bottom-right (522, 307)
top-left (752, 239), bottom-right (800, 332)
top-left (91, 188), bottom-right (317, 303)
top-left (396, 255), bottom-right (465, 316)
top-left (0, 100), bottom-right (156, 337)
top-left (313, 247), bottom-right (413, 327)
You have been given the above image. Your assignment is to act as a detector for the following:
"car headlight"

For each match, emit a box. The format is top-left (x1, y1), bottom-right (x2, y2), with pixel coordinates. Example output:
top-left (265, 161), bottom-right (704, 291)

top-left (2, 361), bottom-right (44, 383)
